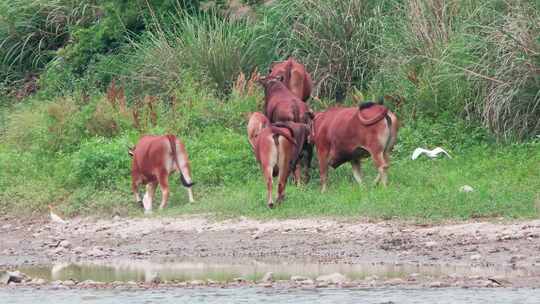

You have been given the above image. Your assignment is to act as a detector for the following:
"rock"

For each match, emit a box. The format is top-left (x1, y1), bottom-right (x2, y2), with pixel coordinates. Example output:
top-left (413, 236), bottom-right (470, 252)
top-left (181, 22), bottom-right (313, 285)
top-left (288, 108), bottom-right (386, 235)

top-left (408, 273), bottom-right (420, 281)
top-left (316, 282), bottom-right (329, 288)
top-left (53, 247), bottom-right (65, 255)
top-left (261, 272), bottom-right (274, 282)
top-left (425, 241), bottom-right (438, 248)
top-left (73, 247), bottom-right (84, 254)
top-left (2, 224), bottom-right (12, 230)
top-left (62, 279), bottom-right (76, 286)
top-left (460, 185), bottom-right (474, 193)
top-left (86, 247), bottom-right (106, 257)
top-left (301, 279), bottom-right (314, 285)
top-left (0, 272), bottom-right (10, 284)
top-left (0, 271), bottom-right (25, 284)
top-left (386, 278), bottom-right (406, 286)
top-left (315, 273), bottom-right (347, 284)
top-left (59, 240), bottom-right (71, 249)
top-left (259, 282), bottom-right (273, 288)
top-left (189, 280), bottom-right (205, 286)
top-left (290, 275), bottom-right (310, 282)
top-left (428, 281), bottom-right (449, 288)
top-left (31, 278), bottom-right (46, 285)
top-left (145, 272), bottom-right (161, 284)
top-left (233, 277), bottom-right (246, 283)
top-left (510, 255), bottom-right (525, 263)
top-left (252, 231), bottom-right (263, 240)
top-left (365, 275), bottom-right (379, 281)
top-left (470, 254), bottom-right (482, 261)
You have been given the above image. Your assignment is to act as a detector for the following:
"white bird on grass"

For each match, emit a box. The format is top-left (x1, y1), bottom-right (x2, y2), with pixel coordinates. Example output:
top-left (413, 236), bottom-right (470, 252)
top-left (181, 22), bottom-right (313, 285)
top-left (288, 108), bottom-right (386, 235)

top-left (48, 205), bottom-right (67, 224)
top-left (411, 147), bottom-right (452, 160)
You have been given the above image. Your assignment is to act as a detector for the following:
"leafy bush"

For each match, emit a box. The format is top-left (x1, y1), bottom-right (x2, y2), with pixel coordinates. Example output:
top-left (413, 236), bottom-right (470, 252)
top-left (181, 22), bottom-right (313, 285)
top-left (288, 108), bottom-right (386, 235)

top-left (70, 136), bottom-right (132, 189)
top-left (185, 126), bottom-right (257, 185)
top-left (0, 0), bottom-right (98, 81)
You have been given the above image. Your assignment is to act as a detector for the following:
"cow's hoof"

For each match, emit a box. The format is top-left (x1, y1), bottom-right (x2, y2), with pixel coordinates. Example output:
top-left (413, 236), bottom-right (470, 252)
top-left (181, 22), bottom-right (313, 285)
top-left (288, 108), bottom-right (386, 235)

top-left (268, 203), bottom-right (274, 209)
top-left (144, 209), bottom-right (153, 216)
top-left (137, 200), bottom-right (143, 207)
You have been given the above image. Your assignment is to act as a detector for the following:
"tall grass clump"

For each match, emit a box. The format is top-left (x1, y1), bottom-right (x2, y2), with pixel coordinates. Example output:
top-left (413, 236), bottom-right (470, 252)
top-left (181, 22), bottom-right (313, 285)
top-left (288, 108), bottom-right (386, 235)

top-left (0, 0), bottom-right (98, 82)
top-left (371, 0), bottom-right (539, 141)
top-left (267, 0), bottom-right (388, 99)
top-left (124, 10), bottom-right (274, 98)
top-left (479, 1), bottom-right (539, 141)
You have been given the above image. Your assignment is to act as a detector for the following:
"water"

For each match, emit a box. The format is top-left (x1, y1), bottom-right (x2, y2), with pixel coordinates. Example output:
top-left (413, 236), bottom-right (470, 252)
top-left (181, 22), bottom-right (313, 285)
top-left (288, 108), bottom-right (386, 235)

top-left (18, 259), bottom-right (540, 283)
top-left (1, 286), bottom-right (539, 304)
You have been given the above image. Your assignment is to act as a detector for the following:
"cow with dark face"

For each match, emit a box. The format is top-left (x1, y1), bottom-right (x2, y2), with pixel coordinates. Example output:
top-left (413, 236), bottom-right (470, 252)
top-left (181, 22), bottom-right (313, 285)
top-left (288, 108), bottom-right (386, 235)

top-left (259, 75), bottom-right (314, 184)
top-left (129, 135), bottom-right (194, 214)
top-left (250, 121), bottom-right (310, 208)
top-left (268, 57), bottom-right (313, 102)
top-left (311, 102), bottom-right (399, 192)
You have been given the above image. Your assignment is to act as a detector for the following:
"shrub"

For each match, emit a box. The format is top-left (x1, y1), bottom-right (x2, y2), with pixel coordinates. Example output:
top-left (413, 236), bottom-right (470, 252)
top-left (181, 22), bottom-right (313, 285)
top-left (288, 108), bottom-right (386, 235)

top-left (185, 126), bottom-right (257, 185)
top-left (70, 136), bottom-right (132, 189)
top-left (0, 0), bottom-right (98, 82)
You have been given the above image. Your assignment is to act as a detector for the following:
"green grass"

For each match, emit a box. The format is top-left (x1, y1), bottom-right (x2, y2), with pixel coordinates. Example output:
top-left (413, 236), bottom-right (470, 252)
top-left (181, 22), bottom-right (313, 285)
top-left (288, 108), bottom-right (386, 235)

top-left (156, 143), bottom-right (540, 221)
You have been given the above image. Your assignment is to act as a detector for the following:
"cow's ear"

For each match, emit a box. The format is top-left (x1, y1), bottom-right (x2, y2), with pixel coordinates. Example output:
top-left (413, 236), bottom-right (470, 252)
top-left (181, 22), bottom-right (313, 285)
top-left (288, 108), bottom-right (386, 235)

top-left (128, 147), bottom-right (134, 157)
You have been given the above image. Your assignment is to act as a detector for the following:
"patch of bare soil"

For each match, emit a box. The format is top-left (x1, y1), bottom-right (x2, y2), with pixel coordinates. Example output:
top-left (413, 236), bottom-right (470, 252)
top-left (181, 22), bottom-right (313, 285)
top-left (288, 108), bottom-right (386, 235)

top-left (1, 215), bottom-right (540, 287)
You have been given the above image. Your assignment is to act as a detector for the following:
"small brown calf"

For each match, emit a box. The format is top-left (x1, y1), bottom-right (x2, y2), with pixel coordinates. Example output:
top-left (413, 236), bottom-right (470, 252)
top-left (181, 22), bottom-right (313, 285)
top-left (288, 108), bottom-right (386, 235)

top-left (130, 135), bottom-right (194, 214)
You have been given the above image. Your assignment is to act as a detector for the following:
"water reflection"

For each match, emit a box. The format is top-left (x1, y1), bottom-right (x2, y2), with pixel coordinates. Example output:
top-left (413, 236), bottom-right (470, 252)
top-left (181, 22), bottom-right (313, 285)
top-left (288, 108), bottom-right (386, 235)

top-left (19, 259), bottom-right (540, 283)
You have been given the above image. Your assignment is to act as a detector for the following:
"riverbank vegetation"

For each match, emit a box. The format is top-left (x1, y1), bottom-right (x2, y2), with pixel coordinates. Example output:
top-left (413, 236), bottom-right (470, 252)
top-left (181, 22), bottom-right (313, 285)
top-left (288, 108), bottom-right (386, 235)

top-left (0, 0), bottom-right (538, 220)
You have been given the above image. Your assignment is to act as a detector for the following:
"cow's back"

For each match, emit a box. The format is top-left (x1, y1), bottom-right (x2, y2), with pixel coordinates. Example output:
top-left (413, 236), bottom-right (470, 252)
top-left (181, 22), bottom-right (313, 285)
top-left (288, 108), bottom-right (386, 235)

top-left (265, 83), bottom-right (311, 124)
top-left (132, 135), bottom-right (170, 181)
top-left (313, 107), bottom-right (367, 165)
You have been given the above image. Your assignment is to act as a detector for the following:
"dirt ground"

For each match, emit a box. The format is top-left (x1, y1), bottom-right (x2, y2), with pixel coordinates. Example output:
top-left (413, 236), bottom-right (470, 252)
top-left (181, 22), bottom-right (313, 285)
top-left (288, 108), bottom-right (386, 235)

top-left (1, 215), bottom-right (540, 287)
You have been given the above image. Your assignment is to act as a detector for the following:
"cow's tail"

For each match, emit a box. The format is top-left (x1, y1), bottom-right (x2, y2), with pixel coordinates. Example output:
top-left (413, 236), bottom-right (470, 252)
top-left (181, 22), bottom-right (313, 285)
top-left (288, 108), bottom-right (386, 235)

top-left (383, 112), bottom-right (399, 154)
top-left (166, 135), bottom-right (195, 188)
top-left (270, 126), bottom-right (297, 147)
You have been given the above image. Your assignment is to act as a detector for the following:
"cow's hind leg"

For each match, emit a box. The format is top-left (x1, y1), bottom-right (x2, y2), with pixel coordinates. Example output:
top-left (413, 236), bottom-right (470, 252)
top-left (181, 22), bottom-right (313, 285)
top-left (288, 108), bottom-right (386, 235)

top-left (264, 165), bottom-right (275, 208)
top-left (277, 139), bottom-right (292, 204)
top-left (302, 144), bottom-right (313, 184)
top-left (131, 177), bottom-right (143, 207)
top-left (143, 182), bottom-right (157, 215)
top-left (317, 147), bottom-right (330, 193)
top-left (158, 172), bottom-right (170, 210)
top-left (351, 158), bottom-right (363, 185)
top-left (372, 151), bottom-right (389, 186)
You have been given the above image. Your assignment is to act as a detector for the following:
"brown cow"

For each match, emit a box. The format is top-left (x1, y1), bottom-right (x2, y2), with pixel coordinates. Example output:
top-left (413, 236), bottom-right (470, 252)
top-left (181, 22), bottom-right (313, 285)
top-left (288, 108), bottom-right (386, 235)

top-left (259, 75), bottom-right (314, 183)
top-left (247, 112), bottom-right (269, 150)
top-left (260, 76), bottom-right (312, 124)
top-left (269, 57), bottom-right (313, 102)
top-left (130, 135), bottom-right (194, 214)
top-left (252, 122), bottom-right (310, 208)
top-left (312, 102), bottom-right (399, 192)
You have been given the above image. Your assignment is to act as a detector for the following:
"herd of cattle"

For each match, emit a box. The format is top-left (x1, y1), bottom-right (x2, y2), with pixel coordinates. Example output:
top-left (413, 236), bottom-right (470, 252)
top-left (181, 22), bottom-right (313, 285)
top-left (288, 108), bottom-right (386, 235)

top-left (129, 57), bottom-right (399, 214)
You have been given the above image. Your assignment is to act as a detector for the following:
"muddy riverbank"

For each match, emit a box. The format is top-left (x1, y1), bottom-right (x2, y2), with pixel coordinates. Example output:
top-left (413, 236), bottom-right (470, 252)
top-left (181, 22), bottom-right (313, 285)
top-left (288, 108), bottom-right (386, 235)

top-left (1, 216), bottom-right (540, 288)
